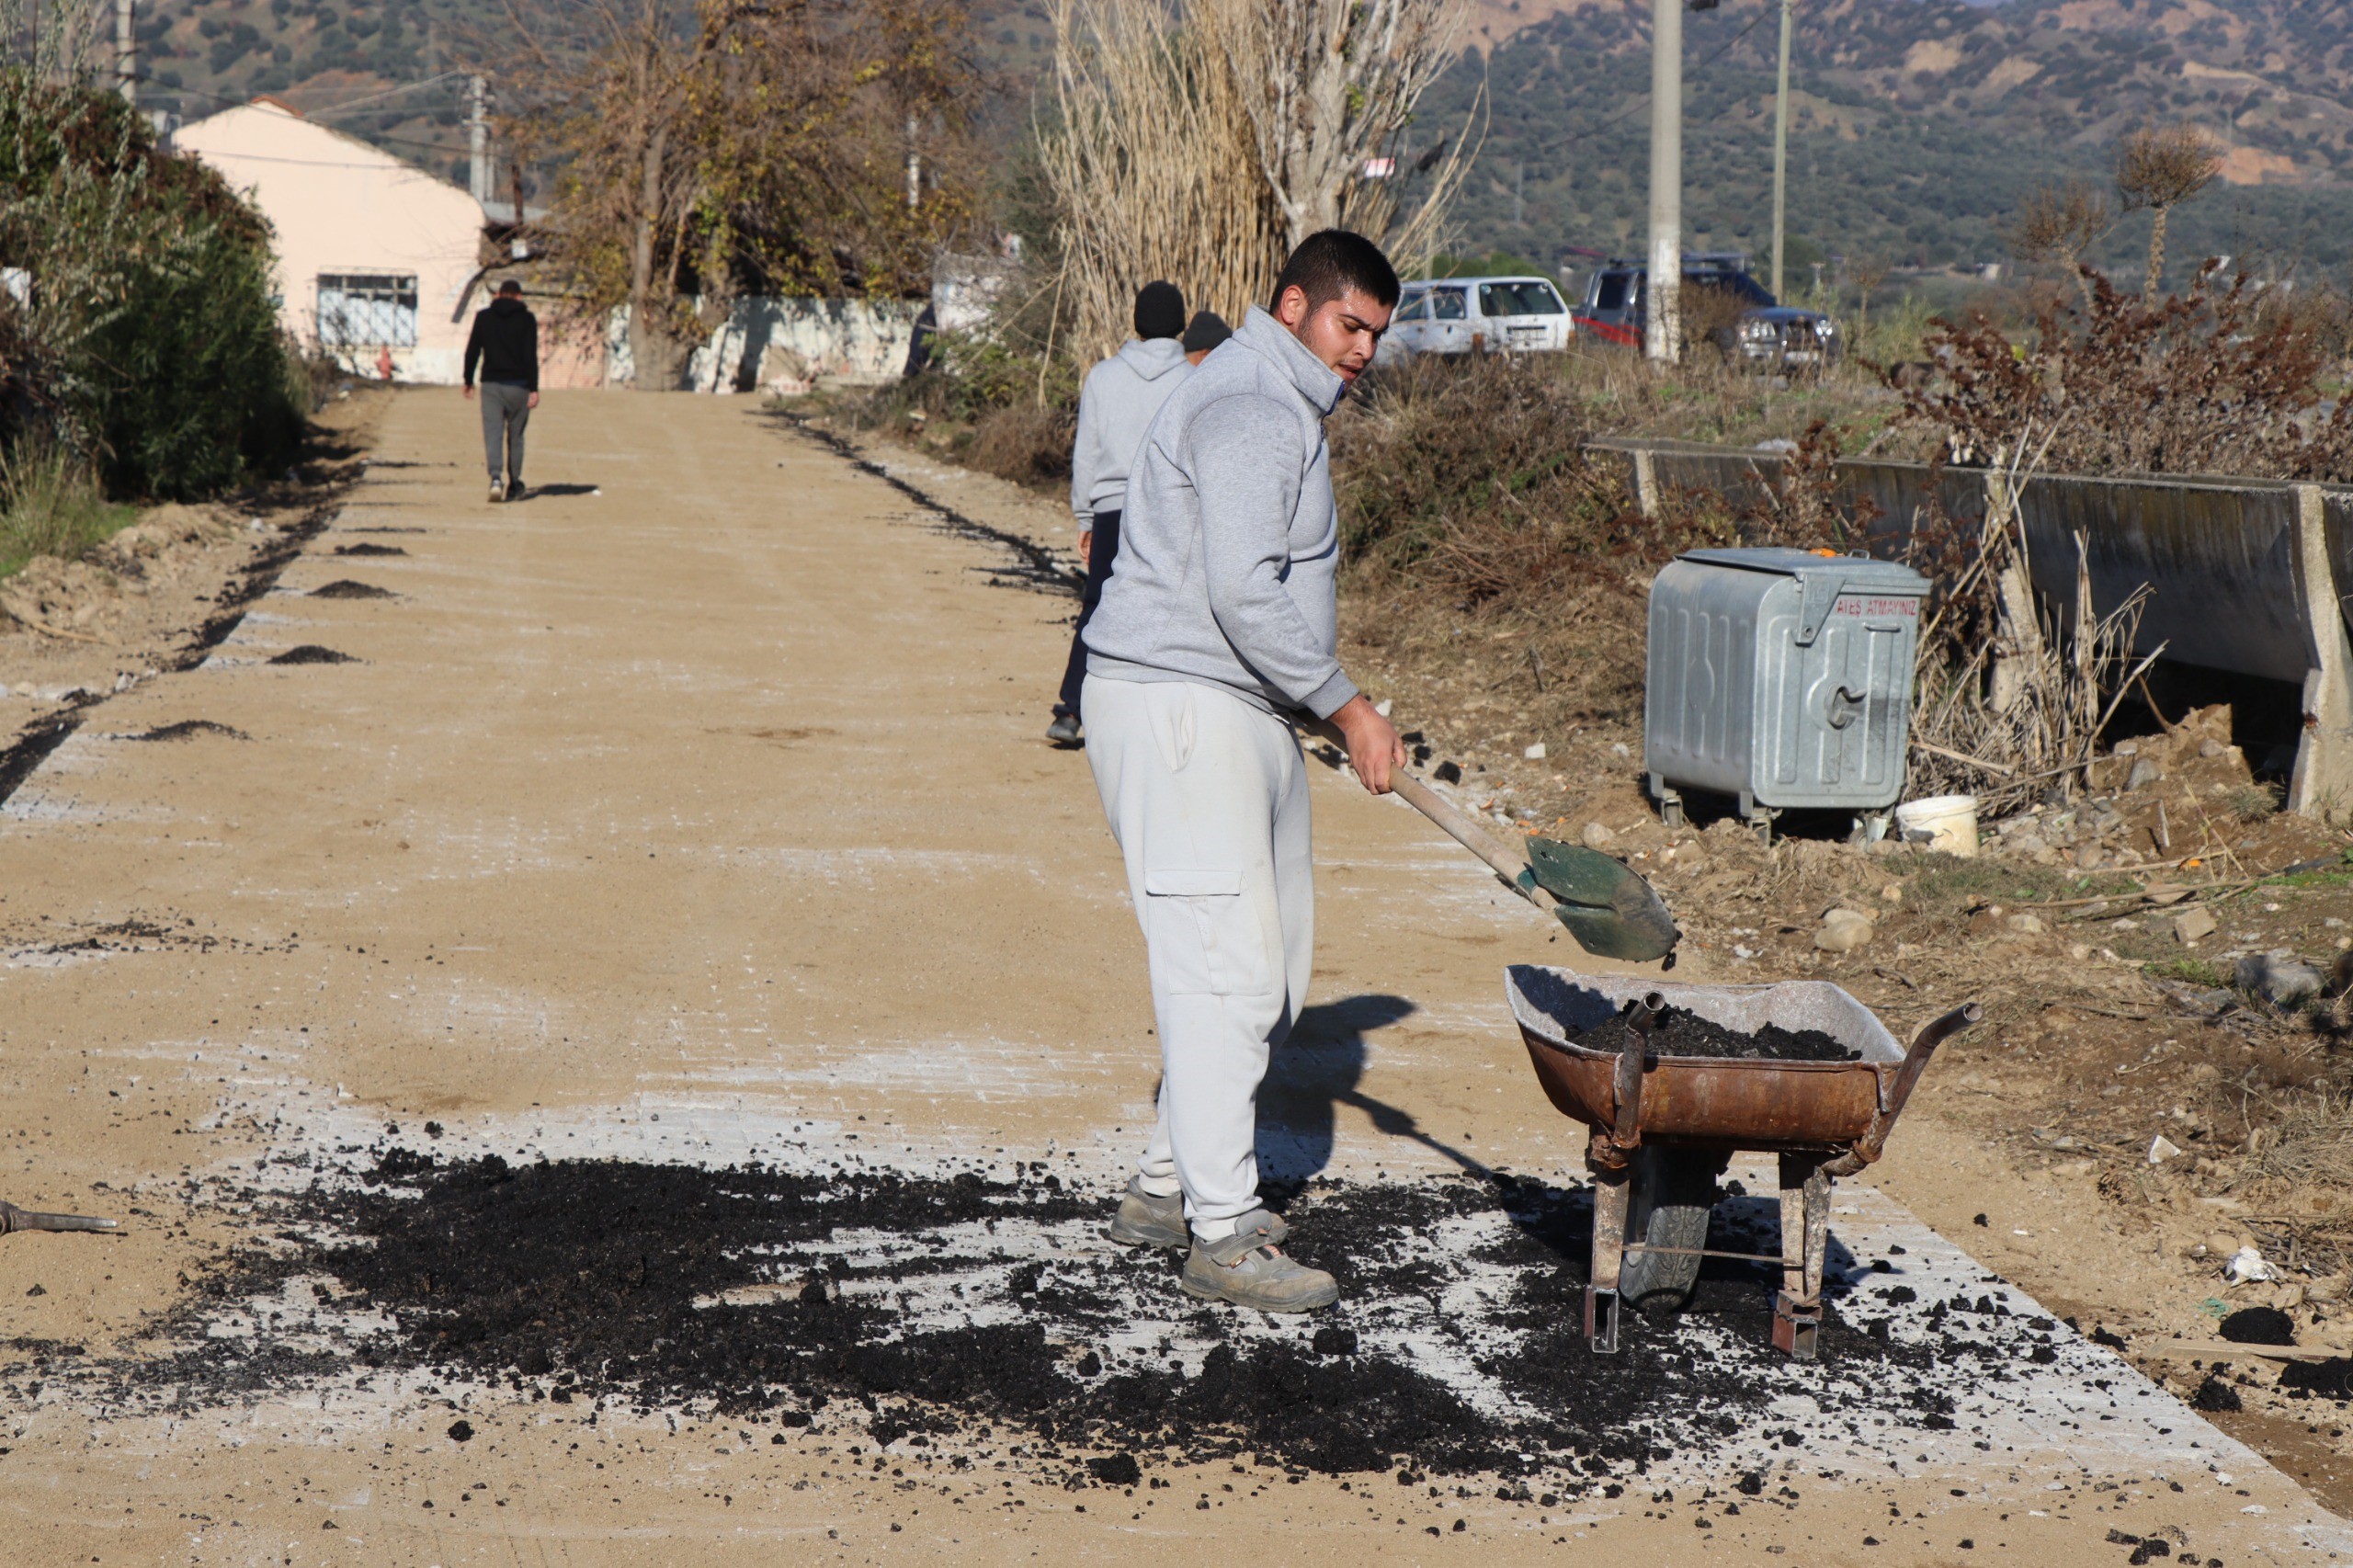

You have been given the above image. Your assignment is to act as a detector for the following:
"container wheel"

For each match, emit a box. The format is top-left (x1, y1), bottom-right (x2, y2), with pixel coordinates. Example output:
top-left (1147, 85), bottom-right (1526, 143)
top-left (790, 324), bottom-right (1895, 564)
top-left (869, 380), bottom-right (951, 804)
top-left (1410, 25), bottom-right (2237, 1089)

top-left (1618, 1147), bottom-right (1728, 1315)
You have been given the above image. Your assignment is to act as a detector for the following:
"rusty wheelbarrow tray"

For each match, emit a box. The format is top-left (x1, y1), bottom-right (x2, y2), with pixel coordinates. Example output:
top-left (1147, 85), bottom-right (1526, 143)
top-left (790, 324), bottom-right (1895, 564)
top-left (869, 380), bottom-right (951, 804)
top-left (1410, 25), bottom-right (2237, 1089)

top-left (1505, 965), bottom-right (1980, 1361)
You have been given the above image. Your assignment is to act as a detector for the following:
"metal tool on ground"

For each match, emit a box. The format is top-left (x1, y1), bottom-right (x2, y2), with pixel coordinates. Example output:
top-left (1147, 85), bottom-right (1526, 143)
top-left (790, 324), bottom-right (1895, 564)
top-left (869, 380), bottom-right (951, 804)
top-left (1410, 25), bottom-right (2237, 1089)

top-left (0, 1199), bottom-right (118, 1234)
top-left (1300, 720), bottom-right (1679, 964)
top-left (1505, 968), bottom-right (1978, 1359)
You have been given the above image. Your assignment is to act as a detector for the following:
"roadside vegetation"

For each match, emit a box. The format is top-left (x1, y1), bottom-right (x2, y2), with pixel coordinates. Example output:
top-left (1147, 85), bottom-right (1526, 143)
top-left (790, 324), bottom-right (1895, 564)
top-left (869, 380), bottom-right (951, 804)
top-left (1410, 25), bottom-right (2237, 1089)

top-left (0, 442), bottom-right (134, 582)
top-left (0, 70), bottom-right (305, 583)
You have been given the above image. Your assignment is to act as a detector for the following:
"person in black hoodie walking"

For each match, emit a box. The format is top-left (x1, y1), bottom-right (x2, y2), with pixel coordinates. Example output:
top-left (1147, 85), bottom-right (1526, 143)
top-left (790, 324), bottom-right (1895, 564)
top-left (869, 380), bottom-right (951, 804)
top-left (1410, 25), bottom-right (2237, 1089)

top-left (463, 280), bottom-right (540, 503)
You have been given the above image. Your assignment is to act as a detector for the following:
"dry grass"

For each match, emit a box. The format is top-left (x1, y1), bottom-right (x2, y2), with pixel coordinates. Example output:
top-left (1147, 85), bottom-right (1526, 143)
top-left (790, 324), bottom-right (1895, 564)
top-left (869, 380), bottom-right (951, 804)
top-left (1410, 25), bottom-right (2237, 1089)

top-left (0, 442), bottom-right (133, 584)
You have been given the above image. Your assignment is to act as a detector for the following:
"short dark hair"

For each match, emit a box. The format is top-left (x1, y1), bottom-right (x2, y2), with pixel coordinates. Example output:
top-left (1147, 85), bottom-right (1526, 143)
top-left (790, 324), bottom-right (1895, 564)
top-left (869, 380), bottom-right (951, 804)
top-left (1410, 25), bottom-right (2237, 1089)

top-left (496, 278), bottom-right (524, 297)
top-left (1268, 230), bottom-right (1400, 314)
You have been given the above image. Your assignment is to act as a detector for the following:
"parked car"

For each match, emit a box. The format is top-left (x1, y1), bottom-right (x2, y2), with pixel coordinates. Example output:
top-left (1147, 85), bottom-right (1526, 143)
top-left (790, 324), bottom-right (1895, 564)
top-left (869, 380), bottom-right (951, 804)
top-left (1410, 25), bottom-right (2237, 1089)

top-left (1374, 275), bottom-right (1574, 364)
top-left (1574, 252), bottom-right (1839, 369)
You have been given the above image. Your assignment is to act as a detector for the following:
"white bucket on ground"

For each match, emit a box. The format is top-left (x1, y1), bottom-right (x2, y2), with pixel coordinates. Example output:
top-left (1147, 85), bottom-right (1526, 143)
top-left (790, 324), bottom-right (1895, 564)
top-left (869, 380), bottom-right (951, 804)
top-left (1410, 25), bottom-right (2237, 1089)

top-left (1894, 794), bottom-right (1980, 858)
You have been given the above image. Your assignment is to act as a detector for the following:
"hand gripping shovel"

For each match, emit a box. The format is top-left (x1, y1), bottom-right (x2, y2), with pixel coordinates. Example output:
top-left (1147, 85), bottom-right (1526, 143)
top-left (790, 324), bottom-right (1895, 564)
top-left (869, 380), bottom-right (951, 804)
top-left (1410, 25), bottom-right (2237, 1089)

top-left (1302, 720), bottom-right (1680, 965)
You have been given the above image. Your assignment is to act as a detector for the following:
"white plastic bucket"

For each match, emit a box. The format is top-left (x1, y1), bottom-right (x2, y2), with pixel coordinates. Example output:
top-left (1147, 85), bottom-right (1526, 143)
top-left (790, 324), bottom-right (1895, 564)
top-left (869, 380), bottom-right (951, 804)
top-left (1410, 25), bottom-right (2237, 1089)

top-left (1894, 794), bottom-right (1980, 858)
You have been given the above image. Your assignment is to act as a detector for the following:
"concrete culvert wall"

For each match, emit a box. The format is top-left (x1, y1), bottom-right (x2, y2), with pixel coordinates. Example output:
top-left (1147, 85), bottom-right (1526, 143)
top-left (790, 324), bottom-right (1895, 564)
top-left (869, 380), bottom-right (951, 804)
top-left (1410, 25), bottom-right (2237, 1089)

top-left (1593, 436), bottom-right (2353, 812)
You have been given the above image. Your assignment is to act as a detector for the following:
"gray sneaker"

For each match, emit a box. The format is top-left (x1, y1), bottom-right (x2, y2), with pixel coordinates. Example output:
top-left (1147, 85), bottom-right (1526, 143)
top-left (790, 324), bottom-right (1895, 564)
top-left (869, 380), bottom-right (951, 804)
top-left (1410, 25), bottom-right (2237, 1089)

top-left (1107, 1177), bottom-right (1187, 1249)
top-left (487, 478), bottom-right (506, 504)
top-left (1180, 1209), bottom-right (1338, 1312)
top-left (1045, 712), bottom-right (1082, 745)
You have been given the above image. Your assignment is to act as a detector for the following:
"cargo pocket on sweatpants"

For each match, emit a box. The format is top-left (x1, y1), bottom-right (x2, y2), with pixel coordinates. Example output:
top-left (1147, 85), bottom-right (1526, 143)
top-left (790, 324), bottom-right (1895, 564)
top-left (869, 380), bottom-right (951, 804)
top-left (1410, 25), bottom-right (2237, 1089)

top-left (1142, 867), bottom-right (1249, 995)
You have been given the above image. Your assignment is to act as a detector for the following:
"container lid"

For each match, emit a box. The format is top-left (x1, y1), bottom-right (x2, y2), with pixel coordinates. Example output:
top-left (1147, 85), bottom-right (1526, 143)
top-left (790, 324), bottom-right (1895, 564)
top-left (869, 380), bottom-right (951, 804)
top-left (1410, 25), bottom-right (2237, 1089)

top-left (1675, 547), bottom-right (1930, 643)
top-left (1677, 546), bottom-right (1930, 593)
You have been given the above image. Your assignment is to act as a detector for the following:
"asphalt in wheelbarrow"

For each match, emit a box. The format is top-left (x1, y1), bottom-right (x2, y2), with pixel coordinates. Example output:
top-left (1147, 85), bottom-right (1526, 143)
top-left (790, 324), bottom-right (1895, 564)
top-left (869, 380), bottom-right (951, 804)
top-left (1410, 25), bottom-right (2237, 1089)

top-left (1567, 1005), bottom-right (1861, 1062)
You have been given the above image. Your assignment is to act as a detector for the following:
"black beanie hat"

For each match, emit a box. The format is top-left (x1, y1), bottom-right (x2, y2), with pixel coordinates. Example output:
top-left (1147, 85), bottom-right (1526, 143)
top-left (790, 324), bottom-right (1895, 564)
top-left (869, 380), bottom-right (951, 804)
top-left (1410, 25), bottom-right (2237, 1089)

top-left (1181, 310), bottom-right (1233, 354)
top-left (1133, 281), bottom-right (1187, 340)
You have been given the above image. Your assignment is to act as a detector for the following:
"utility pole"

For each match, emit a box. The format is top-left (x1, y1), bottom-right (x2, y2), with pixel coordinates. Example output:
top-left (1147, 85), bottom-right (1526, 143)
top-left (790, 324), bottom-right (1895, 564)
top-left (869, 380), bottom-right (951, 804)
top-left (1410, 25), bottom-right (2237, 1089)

top-left (114, 0), bottom-right (134, 106)
top-left (1645, 0), bottom-right (1682, 362)
top-left (468, 75), bottom-right (490, 208)
top-left (1770, 0), bottom-right (1793, 301)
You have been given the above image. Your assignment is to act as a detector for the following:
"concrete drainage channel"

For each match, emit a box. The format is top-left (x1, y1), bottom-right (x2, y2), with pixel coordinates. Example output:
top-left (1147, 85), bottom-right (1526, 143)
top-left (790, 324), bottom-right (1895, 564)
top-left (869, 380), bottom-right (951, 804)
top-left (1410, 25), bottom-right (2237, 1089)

top-left (0, 495), bottom-right (347, 813)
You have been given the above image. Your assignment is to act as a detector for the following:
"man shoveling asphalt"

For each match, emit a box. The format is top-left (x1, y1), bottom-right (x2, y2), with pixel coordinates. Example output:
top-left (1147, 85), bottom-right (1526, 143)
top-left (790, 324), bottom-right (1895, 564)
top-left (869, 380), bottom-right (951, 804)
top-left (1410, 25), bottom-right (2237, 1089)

top-left (1079, 231), bottom-right (1404, 1312)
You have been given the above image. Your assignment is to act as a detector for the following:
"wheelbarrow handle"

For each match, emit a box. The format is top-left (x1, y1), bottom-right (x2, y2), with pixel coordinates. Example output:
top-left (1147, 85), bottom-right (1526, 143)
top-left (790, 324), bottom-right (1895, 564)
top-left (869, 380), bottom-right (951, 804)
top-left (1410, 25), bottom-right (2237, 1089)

top-left (1826, 1001), bottom-right (1982, 1174)
top-left (1886, 1003), bottom-right (1984, 1123)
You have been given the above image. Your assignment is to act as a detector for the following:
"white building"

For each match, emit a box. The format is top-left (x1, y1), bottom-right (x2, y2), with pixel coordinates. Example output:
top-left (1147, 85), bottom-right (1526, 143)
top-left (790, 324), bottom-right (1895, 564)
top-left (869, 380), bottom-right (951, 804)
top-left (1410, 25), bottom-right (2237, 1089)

top-left (175, 97), bottom-right (488, 384)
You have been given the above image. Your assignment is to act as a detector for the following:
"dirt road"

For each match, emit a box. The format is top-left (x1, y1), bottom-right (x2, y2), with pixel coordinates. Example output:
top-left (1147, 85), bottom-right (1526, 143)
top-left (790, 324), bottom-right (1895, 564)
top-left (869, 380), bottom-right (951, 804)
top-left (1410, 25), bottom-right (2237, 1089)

top-left (0, 389), bottom-right (2342, 1565)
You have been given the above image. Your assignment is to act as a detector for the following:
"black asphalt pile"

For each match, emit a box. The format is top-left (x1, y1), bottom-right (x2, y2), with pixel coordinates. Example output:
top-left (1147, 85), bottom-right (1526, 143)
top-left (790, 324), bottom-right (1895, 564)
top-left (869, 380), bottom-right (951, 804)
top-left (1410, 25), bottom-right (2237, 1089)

top-left (331, 543), bottom-right (406, 556)
top-left (269, 645), bottom-right (356, 665)
top-left (106, 1153), bottom-right (2063, 1488)
top-left (1569, 1006), bottom-right (1859, 1062)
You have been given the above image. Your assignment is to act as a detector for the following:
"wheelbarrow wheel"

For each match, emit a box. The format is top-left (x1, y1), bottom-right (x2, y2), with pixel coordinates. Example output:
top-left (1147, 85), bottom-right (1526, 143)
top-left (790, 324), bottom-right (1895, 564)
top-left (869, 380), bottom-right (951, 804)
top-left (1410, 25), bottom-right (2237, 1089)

top-left (1618, 1147), bottom-right (1725, 1316)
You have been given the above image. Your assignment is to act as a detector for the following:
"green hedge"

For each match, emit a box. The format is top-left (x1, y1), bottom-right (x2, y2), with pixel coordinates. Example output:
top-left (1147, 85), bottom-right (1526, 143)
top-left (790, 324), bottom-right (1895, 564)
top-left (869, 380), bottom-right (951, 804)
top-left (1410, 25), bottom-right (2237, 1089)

top-left (0, 73), bottom-right (303, 498)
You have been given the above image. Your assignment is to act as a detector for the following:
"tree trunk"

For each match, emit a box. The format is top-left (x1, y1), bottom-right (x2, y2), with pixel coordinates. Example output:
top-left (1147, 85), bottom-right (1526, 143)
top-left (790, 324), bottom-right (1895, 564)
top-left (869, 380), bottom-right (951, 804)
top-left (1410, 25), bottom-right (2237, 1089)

top-left (2143, 205), bottom-right (2169, 303)
top-left (628, 122), bottom-right (677, 390)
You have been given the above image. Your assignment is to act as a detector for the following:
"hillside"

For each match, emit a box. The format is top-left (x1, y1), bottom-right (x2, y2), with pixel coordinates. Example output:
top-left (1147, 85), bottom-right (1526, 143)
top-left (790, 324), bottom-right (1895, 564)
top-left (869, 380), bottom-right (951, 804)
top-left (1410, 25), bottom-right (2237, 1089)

top-left (1415, 0), bottom-right (2353, 283)
top-left (139, 0), bottom-right (2353, 286)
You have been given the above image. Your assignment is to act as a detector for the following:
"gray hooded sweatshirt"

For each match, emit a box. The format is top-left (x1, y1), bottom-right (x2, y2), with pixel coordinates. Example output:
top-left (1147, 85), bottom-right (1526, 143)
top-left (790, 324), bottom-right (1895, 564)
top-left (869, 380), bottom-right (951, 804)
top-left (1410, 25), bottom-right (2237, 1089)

top-left (1069, 336), bottom-right (1192, 525)
top-left (1081, 306), bottom-right (1359, 721)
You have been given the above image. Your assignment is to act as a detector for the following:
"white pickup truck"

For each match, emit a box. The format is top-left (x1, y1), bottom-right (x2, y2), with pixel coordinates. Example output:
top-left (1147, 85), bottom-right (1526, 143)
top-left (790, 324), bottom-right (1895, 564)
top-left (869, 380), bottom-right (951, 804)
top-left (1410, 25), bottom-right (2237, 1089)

top-left (1374, 275), bottom-right (1574, 364)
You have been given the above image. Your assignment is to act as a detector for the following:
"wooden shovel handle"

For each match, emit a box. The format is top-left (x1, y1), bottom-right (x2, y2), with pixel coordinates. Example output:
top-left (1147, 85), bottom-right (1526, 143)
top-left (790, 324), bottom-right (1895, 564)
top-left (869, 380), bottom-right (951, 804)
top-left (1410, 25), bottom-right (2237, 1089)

top-left (1299, 717), bottom-right (1559, 913)
top-left (1387, 772), bottom-right (1563, 915)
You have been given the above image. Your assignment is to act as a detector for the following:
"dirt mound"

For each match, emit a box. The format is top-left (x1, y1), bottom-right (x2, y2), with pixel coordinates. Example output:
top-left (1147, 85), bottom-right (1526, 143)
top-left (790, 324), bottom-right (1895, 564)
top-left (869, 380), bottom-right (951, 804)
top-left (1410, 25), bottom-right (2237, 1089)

top-left (331, 542), bottom-right (405, 556)
top-left (268, 644), bottom-right (356, 665)
top-left (308, 580), bottom-right (393, 599)
top-left (121, 720), bottom-right (247, 742)
top-left (1, 504), bottom-right (243, 641)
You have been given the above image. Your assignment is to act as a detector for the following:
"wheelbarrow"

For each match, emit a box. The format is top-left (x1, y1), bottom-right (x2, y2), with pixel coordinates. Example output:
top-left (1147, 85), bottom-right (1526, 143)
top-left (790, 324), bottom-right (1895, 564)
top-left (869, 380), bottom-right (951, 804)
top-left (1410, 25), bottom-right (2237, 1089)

top-left (1504, 966), bottom-right (1980, 1360)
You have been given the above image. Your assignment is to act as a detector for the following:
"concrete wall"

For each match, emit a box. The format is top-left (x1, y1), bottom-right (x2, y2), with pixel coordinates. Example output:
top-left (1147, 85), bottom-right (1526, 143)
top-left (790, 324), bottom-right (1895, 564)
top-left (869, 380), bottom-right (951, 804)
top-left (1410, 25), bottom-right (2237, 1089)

top-left (603, 300), bottom-right (921, 392)
top-left (176, 100), bottom-right (483, 386)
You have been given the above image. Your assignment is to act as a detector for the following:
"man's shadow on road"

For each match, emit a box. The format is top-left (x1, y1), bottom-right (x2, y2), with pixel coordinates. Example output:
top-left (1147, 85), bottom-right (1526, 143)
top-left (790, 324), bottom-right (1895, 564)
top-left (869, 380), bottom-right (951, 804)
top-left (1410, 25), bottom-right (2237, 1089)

top-left (1256, 994), bottom-right (1492, 1189)
top-left (517, 483), bottom-right (599, 498)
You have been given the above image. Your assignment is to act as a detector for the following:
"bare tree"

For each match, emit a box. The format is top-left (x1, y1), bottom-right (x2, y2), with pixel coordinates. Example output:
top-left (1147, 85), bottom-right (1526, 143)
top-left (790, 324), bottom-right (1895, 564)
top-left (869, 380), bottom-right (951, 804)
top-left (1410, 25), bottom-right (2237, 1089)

top-left (2116, 122), bottom-right (2222, 302)
top-left (1846, 252), bottom-right (1891, 351)
top-left (496, 0), bottom-right (980, 387)
top-left (1040, 0), bottom-right (1288, 362)
top-left (1206, 0), bottom-right (1476, 263)
top-left (2006, 178), bottom-right (2112, 313)
top-left (1040, 0), bottom-right (1478, 363)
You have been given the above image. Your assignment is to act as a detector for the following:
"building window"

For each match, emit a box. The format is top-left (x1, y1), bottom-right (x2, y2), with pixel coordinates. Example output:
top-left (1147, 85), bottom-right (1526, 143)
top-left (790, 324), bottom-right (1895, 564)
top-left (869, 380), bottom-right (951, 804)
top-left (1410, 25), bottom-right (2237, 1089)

top-left (316, 273), bottom-right (418, 347)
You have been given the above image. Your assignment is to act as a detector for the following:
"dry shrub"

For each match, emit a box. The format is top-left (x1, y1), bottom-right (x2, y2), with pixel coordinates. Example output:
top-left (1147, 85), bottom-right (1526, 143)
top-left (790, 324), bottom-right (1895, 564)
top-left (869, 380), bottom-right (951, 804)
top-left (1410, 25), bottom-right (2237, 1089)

top-left (959, 402), bottom-right (1077, 491)
top-left (1903, 264), bottom-right (2353, 483)
top-left (1333, 356), bottom-right (1671, 603)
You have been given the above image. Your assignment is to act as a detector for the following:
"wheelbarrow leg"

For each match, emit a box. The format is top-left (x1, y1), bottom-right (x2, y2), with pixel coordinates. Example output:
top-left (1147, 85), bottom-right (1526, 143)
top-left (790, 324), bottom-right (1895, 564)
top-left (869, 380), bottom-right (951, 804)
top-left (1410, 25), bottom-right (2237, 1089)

top-left (1586, 1165), bottom-right (1630, 1354)
top-left (1773, 1153), bottom-right (1830, 1360)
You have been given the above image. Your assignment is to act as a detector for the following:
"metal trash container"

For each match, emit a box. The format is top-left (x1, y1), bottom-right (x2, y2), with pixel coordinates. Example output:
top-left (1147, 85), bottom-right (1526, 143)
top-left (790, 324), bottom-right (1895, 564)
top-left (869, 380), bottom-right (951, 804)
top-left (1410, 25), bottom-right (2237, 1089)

top-left (1644, 547), bottom-right (1930, 831)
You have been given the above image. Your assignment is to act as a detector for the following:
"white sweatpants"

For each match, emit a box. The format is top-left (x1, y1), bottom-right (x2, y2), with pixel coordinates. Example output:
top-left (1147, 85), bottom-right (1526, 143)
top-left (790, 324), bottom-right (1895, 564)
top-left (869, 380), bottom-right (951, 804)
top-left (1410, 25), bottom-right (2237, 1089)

top-left (1081, 676), bottom-right (1313, 1240)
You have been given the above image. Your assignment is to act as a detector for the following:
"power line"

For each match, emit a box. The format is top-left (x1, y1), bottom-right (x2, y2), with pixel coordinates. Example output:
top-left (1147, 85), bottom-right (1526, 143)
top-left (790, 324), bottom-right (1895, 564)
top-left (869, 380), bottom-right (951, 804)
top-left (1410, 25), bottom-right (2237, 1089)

top-left (141, 73), bottom-right (472, 161)
top-left (304, 70), bottom-right (469, 118)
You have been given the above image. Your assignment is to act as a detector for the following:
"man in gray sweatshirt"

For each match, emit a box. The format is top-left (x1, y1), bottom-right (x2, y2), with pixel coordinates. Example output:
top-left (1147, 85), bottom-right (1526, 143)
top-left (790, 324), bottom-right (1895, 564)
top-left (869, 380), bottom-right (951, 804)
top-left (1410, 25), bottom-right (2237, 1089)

top-left (1079, 231), bottom-right (1404, 1312)
top-left (1046, 281), bottom-right (1191, 744)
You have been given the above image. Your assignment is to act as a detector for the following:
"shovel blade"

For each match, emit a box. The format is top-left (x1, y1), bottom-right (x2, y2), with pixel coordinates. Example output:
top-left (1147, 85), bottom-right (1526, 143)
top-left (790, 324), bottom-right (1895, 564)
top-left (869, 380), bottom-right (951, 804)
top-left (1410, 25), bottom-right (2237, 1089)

top-left (1527, 838), bottom-right (1681, 963)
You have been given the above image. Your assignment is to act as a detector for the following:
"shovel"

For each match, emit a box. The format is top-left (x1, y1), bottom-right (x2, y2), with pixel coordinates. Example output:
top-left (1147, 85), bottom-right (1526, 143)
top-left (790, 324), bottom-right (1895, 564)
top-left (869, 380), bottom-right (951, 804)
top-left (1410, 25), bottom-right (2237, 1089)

top-left (1303, 722), bottom-right (1681, 965)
